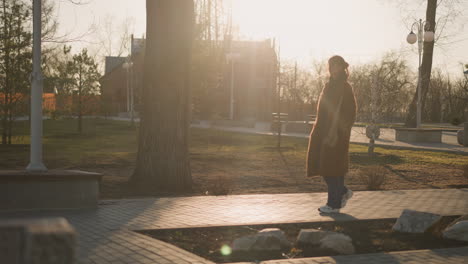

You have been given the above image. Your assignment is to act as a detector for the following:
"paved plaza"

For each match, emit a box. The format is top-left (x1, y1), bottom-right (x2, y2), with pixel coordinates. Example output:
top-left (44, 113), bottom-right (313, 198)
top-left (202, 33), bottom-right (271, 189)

top-left (1, 188), bottom-right (468, 263)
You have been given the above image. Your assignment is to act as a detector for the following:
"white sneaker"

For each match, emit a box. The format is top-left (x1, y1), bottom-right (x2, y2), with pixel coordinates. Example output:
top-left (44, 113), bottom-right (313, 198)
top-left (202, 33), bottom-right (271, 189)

top-left (341, 189), bottom-right (354, 208)
top-left (318, 205), bottom-right (340, 213)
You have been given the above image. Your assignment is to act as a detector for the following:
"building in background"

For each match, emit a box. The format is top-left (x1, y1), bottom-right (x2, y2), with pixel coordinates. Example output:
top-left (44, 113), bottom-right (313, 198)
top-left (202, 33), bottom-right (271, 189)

top-left (100, 37), bottom-right (277, 121)
top-left (0, 93), bottom-right (56, 117)
top-left (220, 39), bottom-right (277, 121)
top-left (100, 35), bottom-right (145, 116)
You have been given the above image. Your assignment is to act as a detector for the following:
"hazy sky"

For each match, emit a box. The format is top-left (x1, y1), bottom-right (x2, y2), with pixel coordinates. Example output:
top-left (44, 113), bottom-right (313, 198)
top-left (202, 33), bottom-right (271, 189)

top-left (57, 0), bottom-right (468, 76)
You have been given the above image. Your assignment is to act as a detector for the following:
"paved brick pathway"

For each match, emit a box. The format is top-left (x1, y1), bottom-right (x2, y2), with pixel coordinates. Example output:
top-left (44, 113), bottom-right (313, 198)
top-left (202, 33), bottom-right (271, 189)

top-left (1, 189), bottom-right (468, 263)
top-left (262, 247), bottom-right (468, 264)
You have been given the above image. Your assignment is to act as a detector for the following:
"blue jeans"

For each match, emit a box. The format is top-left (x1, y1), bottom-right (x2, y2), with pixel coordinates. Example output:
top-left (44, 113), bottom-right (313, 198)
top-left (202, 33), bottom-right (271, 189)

top-left (323, 176), bottom-right (348, 209)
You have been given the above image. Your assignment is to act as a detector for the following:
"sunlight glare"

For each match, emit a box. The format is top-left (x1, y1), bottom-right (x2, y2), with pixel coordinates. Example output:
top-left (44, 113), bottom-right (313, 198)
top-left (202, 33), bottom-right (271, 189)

top-left (220, 244), bottom-right (232, 256)
top-left (230, 0), bottom-right (402, 65)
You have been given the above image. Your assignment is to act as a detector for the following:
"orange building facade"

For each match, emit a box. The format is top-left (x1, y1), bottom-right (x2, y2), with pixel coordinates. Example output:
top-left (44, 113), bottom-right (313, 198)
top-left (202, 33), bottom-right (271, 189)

top-left (0, 93), bottom-right (56, 116)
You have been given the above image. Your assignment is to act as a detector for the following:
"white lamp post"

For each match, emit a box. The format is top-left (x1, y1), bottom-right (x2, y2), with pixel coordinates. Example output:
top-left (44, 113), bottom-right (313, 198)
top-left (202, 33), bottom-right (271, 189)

top-left (464, 67), bottom-right (468, 147)
top-left (123, 60), bottom-right (134, 123)
top-left (26, 0), bottom-right (47, 172)
top-left (226, 52), bottom-right (241, 120)
top-left (406, 19), bottom-right (435, 129)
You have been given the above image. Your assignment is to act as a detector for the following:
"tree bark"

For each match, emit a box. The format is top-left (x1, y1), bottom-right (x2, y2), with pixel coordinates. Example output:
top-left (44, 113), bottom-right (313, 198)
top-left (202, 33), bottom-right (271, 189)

top-left (131, 0), bottom-right (194, 193)
top-left (405, 0), bottom-right (437, 127)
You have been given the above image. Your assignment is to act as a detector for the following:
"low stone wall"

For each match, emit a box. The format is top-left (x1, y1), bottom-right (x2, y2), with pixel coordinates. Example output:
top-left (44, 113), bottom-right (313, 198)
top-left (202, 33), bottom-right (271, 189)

top-left (212, 119), bottom-right (256, 128)
top-left (270, 122), bottom-right (313, 134)
top-left (0, 170), bottom-right (102, 211)
top-left (270, 122), bottom-right (286, 133)
top-left (465, 123), bottom-right (468, 147)
top-left (285, 122), bottom-right (313, 134)
top-left (395, 128), bottom-right (443, 143)
top-left (0, 218), bottom-right (76, 264)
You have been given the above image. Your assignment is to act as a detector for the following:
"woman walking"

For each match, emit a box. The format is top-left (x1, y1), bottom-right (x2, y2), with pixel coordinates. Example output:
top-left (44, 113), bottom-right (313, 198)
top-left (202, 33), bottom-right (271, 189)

top-left (307, 55), bottom-right (357, 213)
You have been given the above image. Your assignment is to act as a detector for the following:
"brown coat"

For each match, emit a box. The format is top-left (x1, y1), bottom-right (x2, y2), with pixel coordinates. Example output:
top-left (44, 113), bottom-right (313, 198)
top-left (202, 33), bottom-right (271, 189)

top-left (306, 80), bottom-right (357, 177)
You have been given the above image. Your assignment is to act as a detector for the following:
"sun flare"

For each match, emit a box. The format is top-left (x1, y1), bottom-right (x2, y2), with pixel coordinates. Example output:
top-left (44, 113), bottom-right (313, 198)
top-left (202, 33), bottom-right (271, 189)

top-left (229, 0), bottom-right (403, 65)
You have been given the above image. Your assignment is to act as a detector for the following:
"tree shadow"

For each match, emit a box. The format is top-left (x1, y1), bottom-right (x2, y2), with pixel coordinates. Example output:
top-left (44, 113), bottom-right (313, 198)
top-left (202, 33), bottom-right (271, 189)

top-left (277, 149), bottom-right (313, 192)
top-left (318, 212), bottom-right (359, 221)
top-left (350, 152), bottom-right (404, 166)
top-left (385, 166), bottom-right (442, 189)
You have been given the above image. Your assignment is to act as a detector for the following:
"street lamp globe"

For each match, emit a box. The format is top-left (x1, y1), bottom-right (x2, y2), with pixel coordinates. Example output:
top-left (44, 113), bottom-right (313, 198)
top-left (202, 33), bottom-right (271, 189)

top-left (407, 32), bottom-right (417, 44)
top-left (423, 31), bottom-right (435, 42)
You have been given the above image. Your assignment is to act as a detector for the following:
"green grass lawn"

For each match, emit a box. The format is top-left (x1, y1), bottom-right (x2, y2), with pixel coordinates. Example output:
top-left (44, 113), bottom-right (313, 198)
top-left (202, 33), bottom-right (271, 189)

top-left (2, 118), bottom-right (138, 169)
top-left (1, 118), bottom-right (466, 198)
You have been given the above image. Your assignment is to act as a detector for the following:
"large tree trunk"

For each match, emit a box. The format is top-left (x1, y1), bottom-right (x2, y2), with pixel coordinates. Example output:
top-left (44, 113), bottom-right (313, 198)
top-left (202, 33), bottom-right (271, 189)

top-left (131, 0), bottom-right (194, 193)
top-left (405, 0), bottom-right (437, 127)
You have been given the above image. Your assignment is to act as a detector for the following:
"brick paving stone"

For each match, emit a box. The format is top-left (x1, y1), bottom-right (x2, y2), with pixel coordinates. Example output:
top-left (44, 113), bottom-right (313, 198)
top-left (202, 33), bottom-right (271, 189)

top-left (0, 189), bottom-right (468, 263)
top-left (261, 247), bottom-right (468, 264)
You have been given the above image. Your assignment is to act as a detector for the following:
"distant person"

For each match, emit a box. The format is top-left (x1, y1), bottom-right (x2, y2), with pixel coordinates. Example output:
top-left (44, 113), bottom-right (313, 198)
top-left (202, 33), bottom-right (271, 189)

top-left (306, 55), bottom-right (357, 214)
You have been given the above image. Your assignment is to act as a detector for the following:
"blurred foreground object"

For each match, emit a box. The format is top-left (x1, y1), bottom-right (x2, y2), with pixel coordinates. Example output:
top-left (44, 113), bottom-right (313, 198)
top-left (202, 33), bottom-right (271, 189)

top-left (0, 218), bottom-right (76, 264)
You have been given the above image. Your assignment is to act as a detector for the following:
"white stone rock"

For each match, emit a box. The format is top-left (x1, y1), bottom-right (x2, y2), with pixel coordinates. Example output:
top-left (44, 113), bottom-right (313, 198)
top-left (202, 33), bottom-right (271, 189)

top-left (296, 229), bottom-right (335, 246)
top-left (296, 229), bottom-right (355, 255)
top-left (392, 209), bottom-right (442, 233)
top-left (457, 129), bottom-right (464, 146)
top-left (257, 228), bottom-right (291, 249)
top-left (448, 215), bottom-right (468, 228)
top-left (443, 220), bottom-right (468, 242)
top-left (319, 233), bottom-right (355, 255)
top-left (232, 228), bottom-right (291, 253)
top-left (250, 235), bottom-right (282, 251)
top-left (232, 235), bottom-right (257, 252)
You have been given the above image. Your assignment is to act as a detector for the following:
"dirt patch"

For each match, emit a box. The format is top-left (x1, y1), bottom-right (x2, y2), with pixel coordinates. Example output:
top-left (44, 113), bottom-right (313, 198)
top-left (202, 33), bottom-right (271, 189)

top-left (139, 218), bottom-right (468, 263)
top-left (91, 150), bottom-right (467, 199)
top-left (2, 121), bottom-right (466, 199)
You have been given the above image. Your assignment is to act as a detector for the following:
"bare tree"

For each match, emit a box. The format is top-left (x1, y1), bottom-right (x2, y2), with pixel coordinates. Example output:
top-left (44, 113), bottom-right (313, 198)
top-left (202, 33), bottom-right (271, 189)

top-left (95, 15), bottom-right (134, 58)
top-left (42, 0), bottom-right (96, 45)
top-left (131, 0), bottom-right (194, 193)
top-left (308, 60), bottom-right (328, 112)
top-left (396, 0), bottom-right (468, 126)
top-left (1, 0), bottom-right (32, 144)
top-left (349, 52), bottom-right (413, 124)
top-left (348, 53), bottom-right (413, 155)
top-left (425, 69), bottom-right (446, 122)
top-left (280, 61), bottom-right (318, 120)
top-left (191, 0), bottom-right (229, 119)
